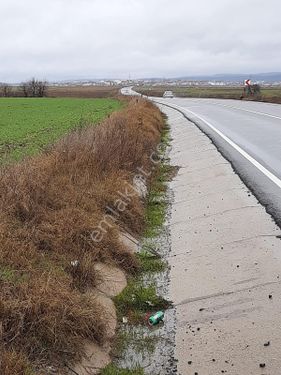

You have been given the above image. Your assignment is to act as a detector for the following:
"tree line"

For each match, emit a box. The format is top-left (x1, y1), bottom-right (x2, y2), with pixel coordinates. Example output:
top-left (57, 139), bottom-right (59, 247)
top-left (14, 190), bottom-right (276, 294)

top-left (0, 78), bottom-right (48, 97)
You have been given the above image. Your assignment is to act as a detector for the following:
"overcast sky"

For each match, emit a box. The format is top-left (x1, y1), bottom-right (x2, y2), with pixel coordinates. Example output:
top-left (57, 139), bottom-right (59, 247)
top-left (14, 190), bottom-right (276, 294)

top-left (1, 0), bottom-right (281, 82)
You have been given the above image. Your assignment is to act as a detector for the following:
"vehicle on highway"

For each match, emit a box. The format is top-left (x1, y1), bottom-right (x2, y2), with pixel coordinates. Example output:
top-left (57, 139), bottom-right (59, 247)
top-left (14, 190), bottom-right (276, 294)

top-left (163, 90), bottom-right (174, 98)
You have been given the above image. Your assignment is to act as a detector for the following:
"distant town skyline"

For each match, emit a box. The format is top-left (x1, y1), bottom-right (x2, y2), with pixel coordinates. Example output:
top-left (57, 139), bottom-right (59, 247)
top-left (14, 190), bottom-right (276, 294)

top-left (1, 0), bottom-right (281, 83)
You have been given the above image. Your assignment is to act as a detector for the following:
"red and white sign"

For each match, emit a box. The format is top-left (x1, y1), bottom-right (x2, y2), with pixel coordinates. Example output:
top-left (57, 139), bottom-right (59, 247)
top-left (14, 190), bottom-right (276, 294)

top-left (244, 79), bottom-right (251, 86)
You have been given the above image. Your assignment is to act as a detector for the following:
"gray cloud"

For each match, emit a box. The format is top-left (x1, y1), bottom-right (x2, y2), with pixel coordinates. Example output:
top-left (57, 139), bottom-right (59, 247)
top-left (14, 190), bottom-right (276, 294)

top-left (1, 0), bottom-right (281, 82)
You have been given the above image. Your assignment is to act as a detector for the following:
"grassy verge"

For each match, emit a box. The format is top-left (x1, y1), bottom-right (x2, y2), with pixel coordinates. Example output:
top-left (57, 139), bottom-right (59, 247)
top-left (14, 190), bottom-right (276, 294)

top-left (114, 119), bottom-right (172, 324)
top-left (0, 98), bottom-right (164, 374)
top-left (101, 364), bottom-right (144, 375)
top-left (137, 251), bottom-right (166, 273)
top-left (115, 281), bottom-right (169, 324)
top-left (108, 118), bottom-right (175, 373)
top-left (135, 85), bottom-right (281, 103)
top-left (0, 97), bottom-right (122, 163)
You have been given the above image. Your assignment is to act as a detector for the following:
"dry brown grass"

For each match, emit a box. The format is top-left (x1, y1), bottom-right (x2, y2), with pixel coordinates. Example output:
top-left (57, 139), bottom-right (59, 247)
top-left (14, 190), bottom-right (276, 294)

top-left (0, 349), bottom-right (34, 375)
top-left (0, 98), bottom-right (164, 374)
top-left (135, 85), bottom-right (281, 104)
top-left (48, 85), bottom-right (120, 98)
top-left (9, 85), bottom-right (121, 98)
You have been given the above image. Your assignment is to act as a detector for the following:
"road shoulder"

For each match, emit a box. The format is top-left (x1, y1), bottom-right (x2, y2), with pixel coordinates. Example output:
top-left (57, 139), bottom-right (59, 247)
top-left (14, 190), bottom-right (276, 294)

top-left (159, 105), bottom-right (281, 375)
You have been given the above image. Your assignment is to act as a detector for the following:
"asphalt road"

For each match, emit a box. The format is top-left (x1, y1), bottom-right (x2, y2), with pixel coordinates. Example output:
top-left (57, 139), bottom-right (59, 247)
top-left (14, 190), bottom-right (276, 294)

top-left (153, 96), bottom-right (281, 226)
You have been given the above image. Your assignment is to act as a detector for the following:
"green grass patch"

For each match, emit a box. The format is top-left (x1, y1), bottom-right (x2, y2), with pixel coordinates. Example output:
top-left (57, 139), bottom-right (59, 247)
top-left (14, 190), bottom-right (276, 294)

top-left (144, 120), bottom-right (175, 238)
top-left (114, 281), bottom-right (169, 322)
top-left (144, 192), bottom-right (167, 238)
top-left (0, 97), bottom-right (122, 163)
top-left (160, 119), bottom-right (171, 147)
top-left (112, 330), bottom-right (158, 357)
top-left (0, 266), bottom-right (16, 283)
top-left (137, 251), bottom-right (166, 273)
top-left (144, 162), bottom-right (177, 238)
top-left (0, 266), bottom-right (29, 285)
top-left (100, 364), bottom-right (144, 375)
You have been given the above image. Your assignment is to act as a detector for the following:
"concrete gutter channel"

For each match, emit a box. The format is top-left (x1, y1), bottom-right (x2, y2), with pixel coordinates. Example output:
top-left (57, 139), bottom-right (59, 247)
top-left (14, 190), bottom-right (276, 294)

top-left (157, 104), bottom-right (281, 374)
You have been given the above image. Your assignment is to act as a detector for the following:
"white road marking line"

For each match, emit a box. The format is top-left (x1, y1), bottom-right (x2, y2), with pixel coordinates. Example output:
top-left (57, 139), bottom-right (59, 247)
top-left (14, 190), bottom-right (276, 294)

top-left (167, 97), bottom-right (281, 120)
top-left (164, 102), bottom-right (281, 190)
top-left (203, 101), bottom-right (281, 121)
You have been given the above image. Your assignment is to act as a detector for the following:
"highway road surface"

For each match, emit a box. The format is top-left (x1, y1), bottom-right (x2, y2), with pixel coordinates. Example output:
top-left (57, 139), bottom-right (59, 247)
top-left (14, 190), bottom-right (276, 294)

top-left (154, 94), bottom-right (281, 226)
top-left (122, 86), bottom-right (281, 223)
top-left (157, 98), bottom-right (281, 224)
top-left (121, 88), bottom-right (281, 373)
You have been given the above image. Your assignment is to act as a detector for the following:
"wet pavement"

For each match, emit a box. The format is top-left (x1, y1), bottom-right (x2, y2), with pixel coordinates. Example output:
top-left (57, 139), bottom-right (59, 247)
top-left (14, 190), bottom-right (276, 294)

top-left (160, 105), bottom-right (281, 375)
top-left (155, 97), bottom-right (281, 227)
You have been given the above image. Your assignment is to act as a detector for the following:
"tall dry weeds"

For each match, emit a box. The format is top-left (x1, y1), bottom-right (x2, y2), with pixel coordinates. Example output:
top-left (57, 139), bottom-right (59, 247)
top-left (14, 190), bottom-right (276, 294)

top-left (0, 98), bottom-right (164, 373)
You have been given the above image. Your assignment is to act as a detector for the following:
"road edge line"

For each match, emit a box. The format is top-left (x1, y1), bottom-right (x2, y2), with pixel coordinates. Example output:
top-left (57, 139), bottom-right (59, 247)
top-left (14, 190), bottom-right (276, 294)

top-left (154, 100), bottom-right (281, 190)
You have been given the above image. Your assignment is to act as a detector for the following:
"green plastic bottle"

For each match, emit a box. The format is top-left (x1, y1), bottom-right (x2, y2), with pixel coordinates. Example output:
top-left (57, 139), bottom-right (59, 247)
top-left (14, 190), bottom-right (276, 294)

top-left (148, 311), bottom-right (164, 325)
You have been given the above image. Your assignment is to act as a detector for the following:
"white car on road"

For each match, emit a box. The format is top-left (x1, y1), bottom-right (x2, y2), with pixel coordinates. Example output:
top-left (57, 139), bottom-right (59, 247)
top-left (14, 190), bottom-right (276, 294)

top-left (163, 90), bottom-right (174, 98)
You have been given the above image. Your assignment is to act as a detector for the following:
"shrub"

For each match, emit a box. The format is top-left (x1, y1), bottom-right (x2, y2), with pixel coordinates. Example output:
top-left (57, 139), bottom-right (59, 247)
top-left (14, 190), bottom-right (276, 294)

top-left (0, 98), bottom-right (164, 372)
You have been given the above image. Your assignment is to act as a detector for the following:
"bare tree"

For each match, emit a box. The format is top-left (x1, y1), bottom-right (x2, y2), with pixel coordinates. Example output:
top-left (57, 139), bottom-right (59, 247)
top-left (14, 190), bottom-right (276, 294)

top-left (21, 81), bottom-right (31, 97)
top-left (0, 84), bottom-right (12, 97)
top-left (20, 78), bottom-right (48, 97)
top-left (37, 80), bottom-right (48, 97)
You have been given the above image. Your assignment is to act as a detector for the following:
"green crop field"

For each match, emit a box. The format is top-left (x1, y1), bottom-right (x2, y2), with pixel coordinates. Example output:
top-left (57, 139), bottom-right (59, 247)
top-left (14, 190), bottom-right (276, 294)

top-left (0, 97), bottom-right (122, 163)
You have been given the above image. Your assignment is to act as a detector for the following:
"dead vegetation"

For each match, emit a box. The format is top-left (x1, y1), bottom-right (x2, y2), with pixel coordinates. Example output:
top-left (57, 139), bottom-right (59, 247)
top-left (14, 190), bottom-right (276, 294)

top-left (135, 85), bottom-right (281, 104)
top-left (48, 85), bottom-right (120, 98)
top-left (0, 85), bottom-right (120, 98)
top-left (0, 98), bottom-right (164, 374)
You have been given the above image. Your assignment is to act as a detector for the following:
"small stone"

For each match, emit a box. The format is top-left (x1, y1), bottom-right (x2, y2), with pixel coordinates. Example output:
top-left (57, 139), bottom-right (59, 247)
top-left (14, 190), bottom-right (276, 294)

top-left (199, 308), bottom-right (205, 312)
top-left (264, 341), bottom-right (270, 347)
top-left (188, 361), bottom-right (192, 365)
top-left (269, 294), bottom-right (273, 299)
top-left (259, 363), bottom-right (266, 368)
